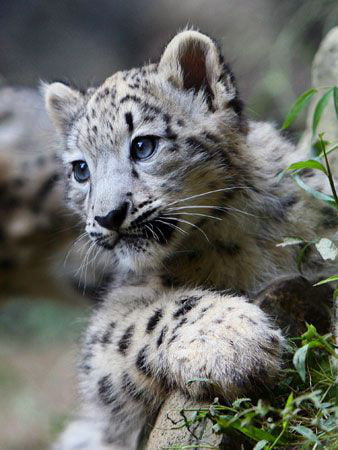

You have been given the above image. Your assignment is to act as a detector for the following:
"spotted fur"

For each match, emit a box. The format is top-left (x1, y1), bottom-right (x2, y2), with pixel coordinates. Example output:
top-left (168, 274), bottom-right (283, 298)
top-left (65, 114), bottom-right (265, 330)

top-left (45, 30), bottom-right (337, 449)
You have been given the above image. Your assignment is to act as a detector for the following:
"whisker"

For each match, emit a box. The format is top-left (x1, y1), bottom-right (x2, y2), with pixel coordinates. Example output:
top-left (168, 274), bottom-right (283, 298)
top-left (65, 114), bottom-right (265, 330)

top-left (63, 232), bottom-right (88, 267)
top-left (161, 216), bottom-right (210, 242)
top-left (144, 224), bottom-right (159, 242)
top-left (167, 204), bottom-right (259, 218)
top-left (155, 218), bottom-right (187, 236)
top-left (163, 212), bottom-right (221, 221)
top-left (150, 222), bottom-right (167, 243)
top-left (166, 186), bottom-right (248, 207)
top-left (147, 222), bottom-right (162, 242)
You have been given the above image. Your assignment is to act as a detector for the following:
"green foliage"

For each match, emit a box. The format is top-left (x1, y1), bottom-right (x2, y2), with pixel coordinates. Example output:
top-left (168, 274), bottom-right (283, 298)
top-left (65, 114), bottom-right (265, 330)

top-left (279, 86), bottom-right (338, 281)
top-left (312, 89), bottom-right (334, 139)
top-left (281, 88), bottom-right (317, 130)
top-left (169, 326), bottom-right (337, 449)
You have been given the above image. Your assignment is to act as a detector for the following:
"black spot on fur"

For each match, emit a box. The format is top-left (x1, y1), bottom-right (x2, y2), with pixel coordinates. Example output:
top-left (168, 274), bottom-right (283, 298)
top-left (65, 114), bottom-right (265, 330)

top-left (228, 96), bottom-right (244, 116)
top-left (141, 103), bottom-right (161, 115)
top-left (165, 125), bottom-right (177, 140)
top-left (173, 296), bottom-right (201, 318)
top-left (172, 317), bottom-right (187, 334)
top-left (131, 168), bottom-right (139, 179)
top-left (136, 345), bottom-right (151, 376)
top-left (121, 372), bottom-right (147, 402)
top-left (167, 334), bottom-right (178, 345)
top-left (120, 94), bottom-right (141, 104)
top-left (157, 325), bottom-right (168, 347)
top-left (125, 112), bottom-right (134, 133)
top-left (131, 207), bottom-right (158, 226)
top-left (118, 324), bottom-right (135, 355)
top-left (100, 330), bottom-right (112, 345)
top-left (146, 309), bottom-right (163, 333)
top-left (98, 375), bottom-right (116, 405)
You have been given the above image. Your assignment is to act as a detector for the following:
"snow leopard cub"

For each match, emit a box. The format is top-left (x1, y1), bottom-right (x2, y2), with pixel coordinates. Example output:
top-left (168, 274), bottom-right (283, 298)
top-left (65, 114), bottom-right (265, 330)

top-left (45, 30), bottom-right (336, 449)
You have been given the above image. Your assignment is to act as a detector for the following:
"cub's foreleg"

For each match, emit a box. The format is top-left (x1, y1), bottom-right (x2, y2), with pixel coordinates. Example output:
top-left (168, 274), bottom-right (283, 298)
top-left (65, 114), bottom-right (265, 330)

top-left (57, 288), bottom-right (284, 449)
top-left (83, 288), bottom-right (284, 418)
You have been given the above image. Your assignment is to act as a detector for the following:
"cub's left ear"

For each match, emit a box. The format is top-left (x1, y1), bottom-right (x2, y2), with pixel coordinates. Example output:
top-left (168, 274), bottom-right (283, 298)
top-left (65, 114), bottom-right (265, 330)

top-left (42, 82), bottom-right (85, 134)
top-left (158, 30), bottom-right (243, 118)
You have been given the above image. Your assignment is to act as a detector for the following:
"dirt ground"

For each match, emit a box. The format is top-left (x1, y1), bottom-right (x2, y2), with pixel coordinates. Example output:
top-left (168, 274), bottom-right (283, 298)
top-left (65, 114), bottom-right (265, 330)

top-left (0, 298), bottom-right (89, 450)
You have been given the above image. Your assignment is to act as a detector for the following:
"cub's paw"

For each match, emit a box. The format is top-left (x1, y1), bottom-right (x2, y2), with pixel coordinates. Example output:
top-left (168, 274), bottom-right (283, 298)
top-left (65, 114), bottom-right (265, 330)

top-left (166, 293), bottom-right (285, 400)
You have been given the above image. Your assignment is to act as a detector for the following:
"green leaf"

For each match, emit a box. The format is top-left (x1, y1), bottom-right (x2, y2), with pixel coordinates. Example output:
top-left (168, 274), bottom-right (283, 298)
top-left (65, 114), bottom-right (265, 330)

top-left (318, 134), bottom-right (338, 207)
top-left (292, 174), bottom-right (337, 207)
top-left (293, 344), bottom-right (309, 382)
top-left (285, 392), bottom-right (294, 409)
top-left (301, 323), bottom-right (318, 341)
top-left (256, 400), bottom-right (270, 417)
top-left (230, 423), bottom-right (277, 443)
top-left (334, 86), bottom-right (338, 120)
top-left (291, 425), bottom-right (321, 444)
top-left (282, 88), bottom-right (317, 130)
top-left (313, 138), bottom-right (330, 156)
top-left (312, 88), bottom-right (334, 139)
top-left (232, 397), bottom-right (252, 408)
top-left (314, 275), bottom-right (338, 286)
top-left (253, 440), bottom-right (269, 450)
top-left (315, 238), bottom-right (338, 261)
top-left (296, 242), bottom-right (312, 272)
top-left (334, 287), bottom-right (338, 300)
top-left (287, 159), bottom-right (327, 175)
top-left (276, 237), bottom-right (304, 247)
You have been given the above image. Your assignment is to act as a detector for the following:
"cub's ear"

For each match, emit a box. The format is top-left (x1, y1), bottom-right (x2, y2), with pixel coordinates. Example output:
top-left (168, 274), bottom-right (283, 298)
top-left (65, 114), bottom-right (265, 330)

top-left (42, 82), bottom-right (85, 133)
top-left (158, 30), bottom-right (243, 117)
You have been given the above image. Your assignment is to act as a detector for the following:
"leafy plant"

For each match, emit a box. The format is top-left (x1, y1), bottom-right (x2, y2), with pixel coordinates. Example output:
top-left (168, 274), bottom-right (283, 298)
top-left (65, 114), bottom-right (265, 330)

top-left (168, 325), bottom-right (337, 449)
top-left (279, 86), bottom-right (338, 287)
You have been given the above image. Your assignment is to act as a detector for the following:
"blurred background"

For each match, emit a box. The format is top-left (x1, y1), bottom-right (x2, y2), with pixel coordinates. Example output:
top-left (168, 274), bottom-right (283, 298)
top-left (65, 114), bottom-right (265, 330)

top-left (0, 0), bottom-right (337, 448)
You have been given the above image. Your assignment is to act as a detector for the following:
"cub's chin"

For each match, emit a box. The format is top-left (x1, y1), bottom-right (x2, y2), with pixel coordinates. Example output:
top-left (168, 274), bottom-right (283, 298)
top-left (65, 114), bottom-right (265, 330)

top-left (111, 237), bottom-right (171, 273)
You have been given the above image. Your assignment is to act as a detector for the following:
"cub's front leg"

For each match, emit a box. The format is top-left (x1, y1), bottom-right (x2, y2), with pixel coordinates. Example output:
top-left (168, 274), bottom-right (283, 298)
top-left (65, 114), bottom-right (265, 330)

top-left (159, 290), bottom-right (285, 399)
top-left (83, 288), bottom-right (284, 422)
top-left (62, 288), bottom-right (284, 449)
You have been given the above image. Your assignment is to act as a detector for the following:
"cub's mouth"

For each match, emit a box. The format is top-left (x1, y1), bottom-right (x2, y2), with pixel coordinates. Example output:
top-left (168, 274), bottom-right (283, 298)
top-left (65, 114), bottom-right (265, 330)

top-left (94, 218), bottom-right (178, 250)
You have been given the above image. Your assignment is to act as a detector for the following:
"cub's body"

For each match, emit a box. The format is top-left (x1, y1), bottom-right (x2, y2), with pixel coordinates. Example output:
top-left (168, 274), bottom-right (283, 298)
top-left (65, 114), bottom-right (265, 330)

top-left (44, 31), bottom-right (337, 449)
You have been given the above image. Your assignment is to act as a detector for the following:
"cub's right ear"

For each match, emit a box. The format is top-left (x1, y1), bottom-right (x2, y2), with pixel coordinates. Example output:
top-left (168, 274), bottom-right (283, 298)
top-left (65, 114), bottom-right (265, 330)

top-left (42, 82), bottom-right (85, 133)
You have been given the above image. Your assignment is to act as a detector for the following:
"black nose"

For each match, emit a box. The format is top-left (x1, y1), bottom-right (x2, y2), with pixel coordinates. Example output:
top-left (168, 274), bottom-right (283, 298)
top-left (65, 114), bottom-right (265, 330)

top-left (95, 202), bottom-right (129, 231)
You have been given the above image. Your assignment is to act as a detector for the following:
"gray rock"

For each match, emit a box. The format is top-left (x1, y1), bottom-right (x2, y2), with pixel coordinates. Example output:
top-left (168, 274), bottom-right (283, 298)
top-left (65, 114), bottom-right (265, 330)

top-left (298, 26), bottom-right (338, 176)
top-left (143, 392), bottom-right (224, 450)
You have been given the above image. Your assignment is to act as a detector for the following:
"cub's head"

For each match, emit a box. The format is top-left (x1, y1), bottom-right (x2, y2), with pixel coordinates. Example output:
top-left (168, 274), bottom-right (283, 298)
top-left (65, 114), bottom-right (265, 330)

top-left (44, 30), bottom-right (247, 271)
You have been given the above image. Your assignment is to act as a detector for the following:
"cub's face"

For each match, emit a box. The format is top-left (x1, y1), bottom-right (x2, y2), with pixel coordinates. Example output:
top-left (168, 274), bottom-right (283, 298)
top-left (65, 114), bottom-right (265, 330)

top-left (45, 30), bottom-right (245, 271)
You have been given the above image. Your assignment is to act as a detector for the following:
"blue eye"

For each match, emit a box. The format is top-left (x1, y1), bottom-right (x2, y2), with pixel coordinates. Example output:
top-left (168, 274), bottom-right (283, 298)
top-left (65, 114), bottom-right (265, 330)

top-left (131, 136), bottom-right (158, 160)
top-left (72, 160), bottom-right (90, 183)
